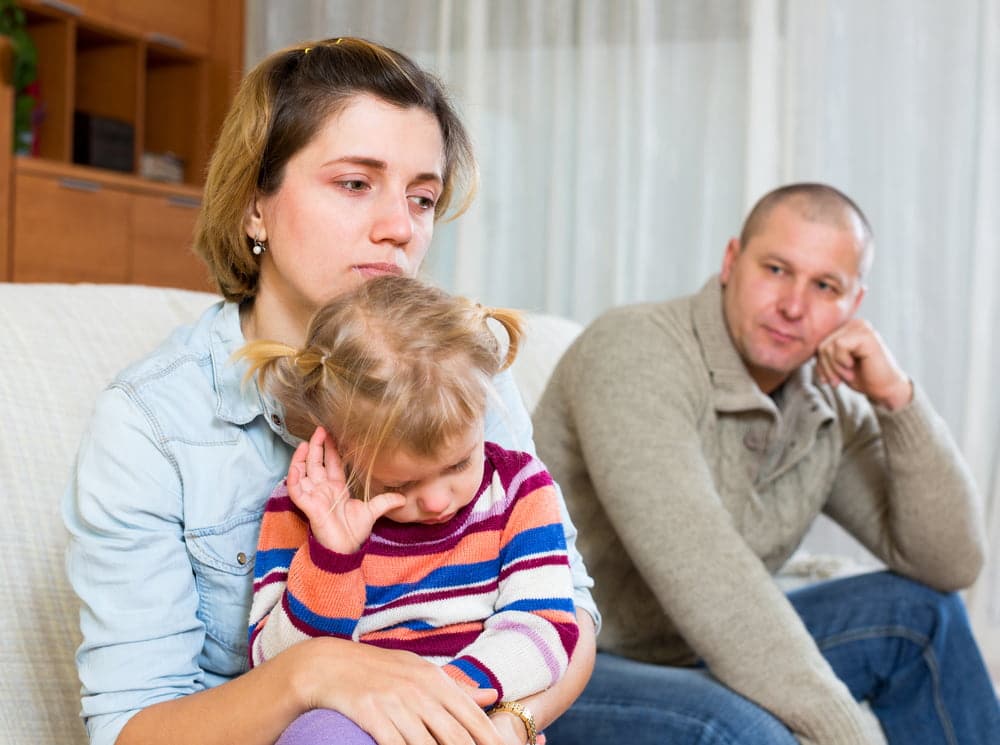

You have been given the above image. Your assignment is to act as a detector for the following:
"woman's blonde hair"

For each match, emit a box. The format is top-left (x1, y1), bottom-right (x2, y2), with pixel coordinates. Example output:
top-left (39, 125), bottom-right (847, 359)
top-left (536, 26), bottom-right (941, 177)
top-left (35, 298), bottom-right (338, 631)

top-left (236, 275), bottom-right (521, 499)
top-left (195, 37), bottom-right (478, 303)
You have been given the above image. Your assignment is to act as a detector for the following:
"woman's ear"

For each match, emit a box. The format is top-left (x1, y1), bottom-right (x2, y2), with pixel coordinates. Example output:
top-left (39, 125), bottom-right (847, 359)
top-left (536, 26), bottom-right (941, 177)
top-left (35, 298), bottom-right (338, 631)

top-left (244, 195), bottom-right (267, 243)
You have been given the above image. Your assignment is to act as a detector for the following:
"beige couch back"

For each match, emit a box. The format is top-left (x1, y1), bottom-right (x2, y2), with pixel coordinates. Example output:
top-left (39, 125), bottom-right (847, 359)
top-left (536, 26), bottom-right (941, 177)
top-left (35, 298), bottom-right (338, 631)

top-left (0, 283), bottom-right (220, 744)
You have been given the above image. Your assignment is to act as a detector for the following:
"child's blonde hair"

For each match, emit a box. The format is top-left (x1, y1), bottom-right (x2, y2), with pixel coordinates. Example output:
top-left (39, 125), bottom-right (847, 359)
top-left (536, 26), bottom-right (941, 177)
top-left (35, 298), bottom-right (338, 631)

top-left (237, 275), bottom-right (522, 499)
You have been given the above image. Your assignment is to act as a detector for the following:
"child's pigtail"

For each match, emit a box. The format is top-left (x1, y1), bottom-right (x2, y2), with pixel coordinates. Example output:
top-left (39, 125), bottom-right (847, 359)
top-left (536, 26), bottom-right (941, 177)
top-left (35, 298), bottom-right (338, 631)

top-left (292, 347), bottom-right (327, 378)
top-left (233, 340), bottom-right (300, 387)
top-left (481, 305), bottom-right (524, 371)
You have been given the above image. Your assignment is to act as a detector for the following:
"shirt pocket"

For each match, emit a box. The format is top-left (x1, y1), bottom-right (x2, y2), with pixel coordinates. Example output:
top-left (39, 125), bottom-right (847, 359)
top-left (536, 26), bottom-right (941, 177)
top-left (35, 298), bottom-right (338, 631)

top-left (186, 510), bottom-right (263, 664)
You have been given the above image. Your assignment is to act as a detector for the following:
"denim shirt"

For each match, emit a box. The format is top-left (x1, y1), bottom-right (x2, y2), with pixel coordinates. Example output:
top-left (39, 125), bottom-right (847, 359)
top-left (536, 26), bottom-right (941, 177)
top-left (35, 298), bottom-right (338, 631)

top-left (63, 300), bottom-right (598, 745)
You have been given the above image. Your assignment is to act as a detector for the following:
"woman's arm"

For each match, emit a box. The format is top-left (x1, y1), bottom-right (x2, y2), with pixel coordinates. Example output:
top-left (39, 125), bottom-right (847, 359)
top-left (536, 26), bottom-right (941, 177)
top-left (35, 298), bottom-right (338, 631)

top-left (119, 636), bottom-right (504, 745)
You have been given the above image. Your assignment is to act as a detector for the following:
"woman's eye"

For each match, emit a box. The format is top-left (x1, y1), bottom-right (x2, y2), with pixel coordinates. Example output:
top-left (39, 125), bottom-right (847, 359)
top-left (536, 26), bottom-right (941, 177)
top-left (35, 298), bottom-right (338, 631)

top-left (339, 179), bottom-right (368, 192)
top-left (409, 195), bottom-right (436, 211)
top-left (765, 264), bottom-right (783, 275)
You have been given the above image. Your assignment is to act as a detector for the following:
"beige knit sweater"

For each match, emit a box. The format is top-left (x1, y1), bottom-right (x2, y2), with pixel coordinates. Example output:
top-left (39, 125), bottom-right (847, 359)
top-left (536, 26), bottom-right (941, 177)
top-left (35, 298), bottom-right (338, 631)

top-left (533, 277), bottom-right (985, 744)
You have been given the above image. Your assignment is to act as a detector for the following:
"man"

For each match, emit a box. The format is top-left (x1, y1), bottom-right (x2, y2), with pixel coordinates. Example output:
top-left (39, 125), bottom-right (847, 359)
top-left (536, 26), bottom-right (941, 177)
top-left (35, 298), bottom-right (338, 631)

top-left (535, 183), bottom-right (998, 744)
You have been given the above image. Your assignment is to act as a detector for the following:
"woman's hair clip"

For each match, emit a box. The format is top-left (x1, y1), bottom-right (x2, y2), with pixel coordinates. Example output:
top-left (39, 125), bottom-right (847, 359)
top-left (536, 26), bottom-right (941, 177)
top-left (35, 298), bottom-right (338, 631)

top-left (304, 38), bottom-right (341, 55)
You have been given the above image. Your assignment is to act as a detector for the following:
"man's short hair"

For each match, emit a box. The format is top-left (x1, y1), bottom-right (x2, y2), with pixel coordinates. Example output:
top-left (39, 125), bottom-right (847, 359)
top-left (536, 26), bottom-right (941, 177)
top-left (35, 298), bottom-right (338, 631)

top-left (740, 183), bottom-right (875, 277)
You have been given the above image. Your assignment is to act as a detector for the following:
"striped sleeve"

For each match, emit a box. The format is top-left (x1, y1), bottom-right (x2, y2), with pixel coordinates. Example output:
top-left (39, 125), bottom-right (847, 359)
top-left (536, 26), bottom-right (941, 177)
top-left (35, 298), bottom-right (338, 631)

top-left (247, 480), bottom-right (366, 667)
top-left (443, 448), bottom-right (579, 701)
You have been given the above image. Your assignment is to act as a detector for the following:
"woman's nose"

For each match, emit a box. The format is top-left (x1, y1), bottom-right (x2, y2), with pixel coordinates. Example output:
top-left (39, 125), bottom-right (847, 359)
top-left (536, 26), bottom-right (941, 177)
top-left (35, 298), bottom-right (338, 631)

top-left (371, 194), bottom-right (413, 246)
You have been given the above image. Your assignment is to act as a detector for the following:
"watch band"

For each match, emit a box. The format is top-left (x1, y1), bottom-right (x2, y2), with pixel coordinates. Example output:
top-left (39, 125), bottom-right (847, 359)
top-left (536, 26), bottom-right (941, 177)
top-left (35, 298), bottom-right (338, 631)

top-left (491, 700), bottom-right (537, 745)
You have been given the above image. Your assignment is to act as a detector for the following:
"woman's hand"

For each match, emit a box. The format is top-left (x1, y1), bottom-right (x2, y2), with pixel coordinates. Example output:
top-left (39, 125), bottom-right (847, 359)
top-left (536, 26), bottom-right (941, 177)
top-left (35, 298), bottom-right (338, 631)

top-left (297, 637), bottom-right (505, 745)
top-left (286, 426), bottom-right (405, 553)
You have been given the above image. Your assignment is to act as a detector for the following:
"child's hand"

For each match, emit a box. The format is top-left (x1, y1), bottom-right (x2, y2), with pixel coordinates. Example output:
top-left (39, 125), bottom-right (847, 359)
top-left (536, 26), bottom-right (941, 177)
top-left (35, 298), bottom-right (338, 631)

top-left (287, 426), bottom-right (406, 554)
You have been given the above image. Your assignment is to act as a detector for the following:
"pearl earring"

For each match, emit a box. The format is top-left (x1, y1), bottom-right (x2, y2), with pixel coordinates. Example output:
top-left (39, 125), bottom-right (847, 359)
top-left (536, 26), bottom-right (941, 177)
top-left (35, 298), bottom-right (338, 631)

top-left (252, 235), bottom-right (266, 256)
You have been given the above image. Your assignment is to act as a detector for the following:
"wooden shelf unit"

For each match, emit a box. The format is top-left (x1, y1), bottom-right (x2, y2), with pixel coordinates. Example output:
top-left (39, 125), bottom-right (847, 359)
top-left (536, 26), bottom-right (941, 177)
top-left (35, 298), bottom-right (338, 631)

top-left (0, 0), bottom-right (244, 289)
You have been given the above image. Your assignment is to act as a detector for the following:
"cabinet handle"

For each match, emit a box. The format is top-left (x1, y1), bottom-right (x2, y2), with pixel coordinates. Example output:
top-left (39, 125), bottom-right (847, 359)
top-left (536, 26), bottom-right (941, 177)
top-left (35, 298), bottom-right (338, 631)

top-left (58, 177), bottom-right (101, 193)
top-left (167, 195), bottom-right (201, 209)
top-left (38, 0), bottom-right (82, 16)
top-left (147, 32), bottom-right (186, 50)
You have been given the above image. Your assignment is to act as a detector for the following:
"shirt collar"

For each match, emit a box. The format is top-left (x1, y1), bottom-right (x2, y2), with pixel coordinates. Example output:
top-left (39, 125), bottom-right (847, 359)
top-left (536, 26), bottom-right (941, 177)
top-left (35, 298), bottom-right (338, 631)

top-left (208, 301), bottom-right (266, 426)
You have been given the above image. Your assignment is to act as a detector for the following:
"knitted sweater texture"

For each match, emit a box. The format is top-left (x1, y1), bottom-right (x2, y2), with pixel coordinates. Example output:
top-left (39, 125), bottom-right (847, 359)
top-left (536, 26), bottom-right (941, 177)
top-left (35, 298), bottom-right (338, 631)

top-left (248, 442), bottom-right (579, 702)
top-left (533, 277), bottom-right (985, 745)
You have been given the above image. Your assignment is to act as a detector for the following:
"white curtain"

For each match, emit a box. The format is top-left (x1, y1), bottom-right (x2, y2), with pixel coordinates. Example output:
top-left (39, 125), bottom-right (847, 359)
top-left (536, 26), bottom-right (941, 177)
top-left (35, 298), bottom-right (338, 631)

top-left (246, 0), bottom-right (1000, 678)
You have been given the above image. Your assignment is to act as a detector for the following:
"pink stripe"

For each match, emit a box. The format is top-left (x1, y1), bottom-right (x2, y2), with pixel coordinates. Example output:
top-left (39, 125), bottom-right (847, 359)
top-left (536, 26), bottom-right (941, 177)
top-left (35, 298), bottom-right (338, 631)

top-left (492, 617), bottom-right (563, 685)
top-left (499, 553), bottom-right (569, 581)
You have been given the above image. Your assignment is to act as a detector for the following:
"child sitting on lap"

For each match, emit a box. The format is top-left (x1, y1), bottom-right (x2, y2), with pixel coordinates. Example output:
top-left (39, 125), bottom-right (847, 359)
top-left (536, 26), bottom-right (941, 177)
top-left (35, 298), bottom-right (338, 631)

top-left (238, 275), bottom-right (579, 744)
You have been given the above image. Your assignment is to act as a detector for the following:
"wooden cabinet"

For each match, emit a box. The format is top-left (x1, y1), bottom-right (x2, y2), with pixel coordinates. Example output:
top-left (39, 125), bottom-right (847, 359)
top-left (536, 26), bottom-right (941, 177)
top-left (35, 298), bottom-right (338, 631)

top-left (11, 158), bottom-right (213, 291)
top-left (130, 190), bottom-right (211, 291)
top-left (13, 165), bottom-right (131, 283)
top-left (0, 0), bottom-right (243, 290)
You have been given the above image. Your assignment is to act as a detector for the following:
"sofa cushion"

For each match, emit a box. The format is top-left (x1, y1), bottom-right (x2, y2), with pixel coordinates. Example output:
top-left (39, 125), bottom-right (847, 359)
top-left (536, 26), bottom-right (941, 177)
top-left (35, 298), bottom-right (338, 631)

top-left (0, 283), bottom-right (218, 744)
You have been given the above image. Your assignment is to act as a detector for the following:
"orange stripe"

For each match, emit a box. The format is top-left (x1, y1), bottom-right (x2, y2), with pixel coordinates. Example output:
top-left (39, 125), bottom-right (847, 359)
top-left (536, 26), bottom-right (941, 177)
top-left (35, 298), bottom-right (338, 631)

top-left (444, 665), bottom-right (477, 689)
top-left (259, 509), bottom-right (309, 550)
top-left (503, 486), bottom-right (560, 540)
top-left (288, 557), bottom-right (364, 618)
top-left (364, 529), bottom-right (501, 585)
top-left (362, 621), bottom-right (483, 643)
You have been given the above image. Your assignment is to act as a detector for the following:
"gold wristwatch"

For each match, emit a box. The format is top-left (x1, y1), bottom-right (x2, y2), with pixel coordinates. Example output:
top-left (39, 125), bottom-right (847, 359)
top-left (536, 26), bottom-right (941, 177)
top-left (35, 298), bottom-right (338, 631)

top-left (491, 700), bottom-right (537, 745)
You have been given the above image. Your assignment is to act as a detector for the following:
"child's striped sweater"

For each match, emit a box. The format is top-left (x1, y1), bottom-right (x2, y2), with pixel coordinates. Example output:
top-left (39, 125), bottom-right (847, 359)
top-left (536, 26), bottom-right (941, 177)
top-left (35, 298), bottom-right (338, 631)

top-left (248, 442), bottom-right (579, 702)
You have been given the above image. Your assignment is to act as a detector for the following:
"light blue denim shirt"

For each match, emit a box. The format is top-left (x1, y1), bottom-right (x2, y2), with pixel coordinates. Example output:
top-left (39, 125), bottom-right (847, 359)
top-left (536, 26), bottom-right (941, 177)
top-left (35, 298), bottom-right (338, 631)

top-left (63, 300), bottom-right (598, 745)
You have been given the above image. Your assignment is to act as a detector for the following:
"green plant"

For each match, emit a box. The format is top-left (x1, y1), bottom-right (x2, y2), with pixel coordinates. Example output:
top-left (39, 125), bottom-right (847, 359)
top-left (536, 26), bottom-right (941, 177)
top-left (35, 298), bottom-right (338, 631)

top-left (0, 0), bottom-right (38, 154)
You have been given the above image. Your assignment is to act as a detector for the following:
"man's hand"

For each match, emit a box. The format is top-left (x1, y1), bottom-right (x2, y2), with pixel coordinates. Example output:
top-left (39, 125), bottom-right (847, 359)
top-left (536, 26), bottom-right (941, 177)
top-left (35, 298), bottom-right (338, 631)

top-left (815, 318), bottom-right (913, 410)
top-left (286, 426), bottom-right (405, 553)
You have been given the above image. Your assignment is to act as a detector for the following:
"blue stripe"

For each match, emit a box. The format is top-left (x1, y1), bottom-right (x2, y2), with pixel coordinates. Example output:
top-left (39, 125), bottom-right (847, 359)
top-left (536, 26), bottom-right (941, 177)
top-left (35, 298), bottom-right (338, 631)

top-left (367, 559), bottom-right (499, 606)
top-left (385, 619), bottom-right (435, 631)
top-left (500, 524), bottom-right (566, 564)
top-left (499, 596), bottom-right (576, 614)
top-left (450, 657), bottom-right (493, 689)
top-left (254, 547), bottom-right (296, 579)
top-left (287, 592), bottom-right (357, 638)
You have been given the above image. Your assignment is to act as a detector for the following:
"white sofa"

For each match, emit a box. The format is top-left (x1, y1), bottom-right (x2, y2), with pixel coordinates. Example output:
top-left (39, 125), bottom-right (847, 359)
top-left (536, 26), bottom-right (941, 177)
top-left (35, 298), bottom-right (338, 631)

top-left (0, 282), bottom-right (881, 744)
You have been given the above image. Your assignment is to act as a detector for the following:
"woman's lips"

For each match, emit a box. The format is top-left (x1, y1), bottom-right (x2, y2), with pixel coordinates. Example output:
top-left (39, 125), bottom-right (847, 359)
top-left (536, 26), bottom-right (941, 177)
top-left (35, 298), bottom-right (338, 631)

top-left (354, 262), bottom-right (403, 278)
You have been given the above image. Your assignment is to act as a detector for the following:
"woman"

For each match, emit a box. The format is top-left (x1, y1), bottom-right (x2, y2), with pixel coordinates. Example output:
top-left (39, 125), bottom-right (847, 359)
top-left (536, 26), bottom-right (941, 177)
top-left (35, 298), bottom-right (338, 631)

top-left (63, 38), bottom-right (597, 745)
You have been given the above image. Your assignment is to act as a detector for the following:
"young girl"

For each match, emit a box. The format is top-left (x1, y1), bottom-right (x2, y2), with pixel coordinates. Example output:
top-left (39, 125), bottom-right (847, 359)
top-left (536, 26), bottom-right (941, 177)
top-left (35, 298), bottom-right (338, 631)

top-left (239, 275), bottom-right (580, 744)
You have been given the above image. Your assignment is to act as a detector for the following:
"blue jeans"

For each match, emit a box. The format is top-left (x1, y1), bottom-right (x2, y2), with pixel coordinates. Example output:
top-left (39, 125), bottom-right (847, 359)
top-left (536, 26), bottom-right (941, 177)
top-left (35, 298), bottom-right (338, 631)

top-left (545, 572), bottom-right (1000, 744)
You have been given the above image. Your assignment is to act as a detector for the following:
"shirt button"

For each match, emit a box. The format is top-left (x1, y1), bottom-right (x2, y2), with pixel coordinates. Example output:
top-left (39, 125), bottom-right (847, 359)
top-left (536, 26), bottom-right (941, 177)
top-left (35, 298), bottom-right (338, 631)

top-left (270, 414), bottom-right (282, 427)
top-left (237, 552), bottom-right (248, 566)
